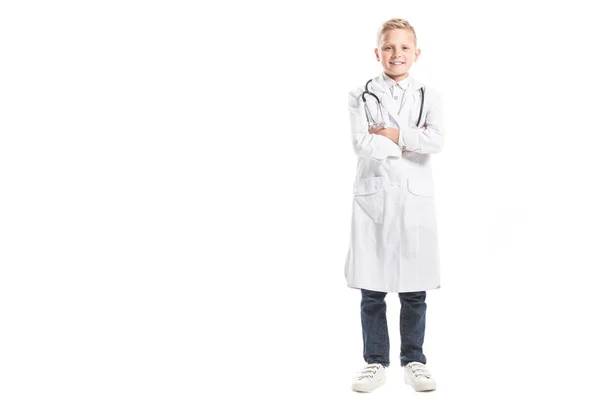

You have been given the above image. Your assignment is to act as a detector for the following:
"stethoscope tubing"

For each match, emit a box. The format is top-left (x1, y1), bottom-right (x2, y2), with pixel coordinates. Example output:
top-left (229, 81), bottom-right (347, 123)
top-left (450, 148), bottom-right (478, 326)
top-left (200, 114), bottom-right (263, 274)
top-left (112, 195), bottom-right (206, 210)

top-left (361, 79), bottom-right (425, 127)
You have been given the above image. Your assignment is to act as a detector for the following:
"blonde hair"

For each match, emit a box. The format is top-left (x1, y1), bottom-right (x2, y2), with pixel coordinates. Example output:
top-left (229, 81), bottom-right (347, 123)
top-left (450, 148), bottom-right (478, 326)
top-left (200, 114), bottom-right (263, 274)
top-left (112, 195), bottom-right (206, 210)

top-left (376, 18), bottom-right (417, 48)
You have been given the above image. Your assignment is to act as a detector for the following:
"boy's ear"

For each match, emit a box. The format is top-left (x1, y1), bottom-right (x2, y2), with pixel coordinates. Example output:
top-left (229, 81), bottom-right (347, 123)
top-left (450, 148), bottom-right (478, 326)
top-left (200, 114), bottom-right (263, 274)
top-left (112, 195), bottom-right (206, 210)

top-left (414, 48), bottom-right (421, 62)
top-left (374, 48), bottom-right (380, 61)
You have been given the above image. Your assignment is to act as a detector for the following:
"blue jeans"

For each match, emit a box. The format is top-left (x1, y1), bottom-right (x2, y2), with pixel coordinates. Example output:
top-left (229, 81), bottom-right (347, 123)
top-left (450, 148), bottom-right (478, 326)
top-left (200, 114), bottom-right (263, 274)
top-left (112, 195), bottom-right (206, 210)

top-left (360, 288), bottom-right (427, 367)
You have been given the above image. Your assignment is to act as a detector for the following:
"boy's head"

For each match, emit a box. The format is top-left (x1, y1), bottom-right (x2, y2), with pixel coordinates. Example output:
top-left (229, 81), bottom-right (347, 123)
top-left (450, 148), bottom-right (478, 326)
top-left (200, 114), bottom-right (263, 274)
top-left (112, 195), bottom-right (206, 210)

top-left (374, 18), bottom-right (421, 82)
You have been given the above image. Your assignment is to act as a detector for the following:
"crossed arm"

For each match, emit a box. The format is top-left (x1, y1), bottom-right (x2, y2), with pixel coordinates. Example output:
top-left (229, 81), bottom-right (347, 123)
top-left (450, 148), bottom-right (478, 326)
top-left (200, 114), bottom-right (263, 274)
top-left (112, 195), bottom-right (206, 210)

top-left (348, 86), bottom-right (445, 160)
top-left (368, 126), bottom-right (402, 149)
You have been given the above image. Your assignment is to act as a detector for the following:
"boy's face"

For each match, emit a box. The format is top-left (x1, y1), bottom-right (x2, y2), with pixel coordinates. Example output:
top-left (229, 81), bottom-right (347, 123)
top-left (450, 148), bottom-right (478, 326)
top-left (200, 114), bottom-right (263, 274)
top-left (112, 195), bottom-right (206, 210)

top-left (374, 28), bottom-right (421, 82)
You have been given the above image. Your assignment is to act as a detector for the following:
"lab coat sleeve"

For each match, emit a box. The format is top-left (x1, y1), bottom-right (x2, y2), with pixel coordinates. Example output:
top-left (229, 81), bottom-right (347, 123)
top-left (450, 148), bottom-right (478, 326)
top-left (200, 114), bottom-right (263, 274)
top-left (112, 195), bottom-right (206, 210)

top-left (348, 88), bottom-right (402, 160)
top-left (399, 86), bottom-right (445, 154)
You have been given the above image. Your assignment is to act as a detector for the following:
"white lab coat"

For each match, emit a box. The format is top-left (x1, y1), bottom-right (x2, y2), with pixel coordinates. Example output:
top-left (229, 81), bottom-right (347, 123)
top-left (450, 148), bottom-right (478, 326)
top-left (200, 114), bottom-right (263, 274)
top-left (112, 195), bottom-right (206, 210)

top-left (344, 72), bottom-right (445, 293)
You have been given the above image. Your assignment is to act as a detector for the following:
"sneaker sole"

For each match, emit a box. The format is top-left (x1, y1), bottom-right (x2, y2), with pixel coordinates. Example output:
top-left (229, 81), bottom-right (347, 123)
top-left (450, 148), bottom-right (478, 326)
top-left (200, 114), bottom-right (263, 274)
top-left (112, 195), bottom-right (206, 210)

top-left (352, 376), bottom-right (386, 393)
top-left (404, 375), bottom-right (436, 392)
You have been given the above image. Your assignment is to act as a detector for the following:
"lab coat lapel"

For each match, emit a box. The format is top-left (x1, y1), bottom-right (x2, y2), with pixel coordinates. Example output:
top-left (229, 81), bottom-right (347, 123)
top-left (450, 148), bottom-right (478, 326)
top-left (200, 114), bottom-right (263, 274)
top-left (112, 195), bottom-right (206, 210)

top-left (380, 90), bottom-right (403, 129)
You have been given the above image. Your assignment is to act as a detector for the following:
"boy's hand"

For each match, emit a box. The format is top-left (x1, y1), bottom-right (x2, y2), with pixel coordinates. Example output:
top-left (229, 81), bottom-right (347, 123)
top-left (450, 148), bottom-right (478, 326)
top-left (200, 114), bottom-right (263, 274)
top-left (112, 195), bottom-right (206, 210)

top-left (369, 127), bottom-right (401, 146)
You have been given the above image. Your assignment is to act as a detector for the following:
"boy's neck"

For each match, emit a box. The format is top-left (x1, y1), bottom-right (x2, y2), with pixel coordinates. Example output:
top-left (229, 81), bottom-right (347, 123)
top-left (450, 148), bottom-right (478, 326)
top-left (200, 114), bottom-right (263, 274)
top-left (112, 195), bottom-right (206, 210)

top-left (384, 72), bottom-right (410, 83)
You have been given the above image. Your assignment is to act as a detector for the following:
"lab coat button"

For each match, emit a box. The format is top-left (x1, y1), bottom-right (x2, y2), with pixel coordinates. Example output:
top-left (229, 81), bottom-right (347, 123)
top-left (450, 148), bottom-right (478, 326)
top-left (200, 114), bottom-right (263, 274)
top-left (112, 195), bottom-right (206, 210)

top-left (394, 96), bottom-right (398, 100)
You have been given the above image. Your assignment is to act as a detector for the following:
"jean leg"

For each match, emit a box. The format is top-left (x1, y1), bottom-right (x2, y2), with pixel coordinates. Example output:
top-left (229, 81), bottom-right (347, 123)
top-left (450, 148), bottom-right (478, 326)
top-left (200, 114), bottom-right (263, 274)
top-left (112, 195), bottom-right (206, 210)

top-left (398, 290), bottom-right (427, 367)
top-left (360, 288), bottom-right (390, 367)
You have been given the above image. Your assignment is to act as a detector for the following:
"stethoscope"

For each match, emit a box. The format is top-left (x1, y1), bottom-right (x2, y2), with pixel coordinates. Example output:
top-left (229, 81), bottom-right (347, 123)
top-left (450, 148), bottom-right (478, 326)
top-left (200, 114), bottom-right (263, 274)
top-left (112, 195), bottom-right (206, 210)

top-left (361, 78), bottom-right (425, 128)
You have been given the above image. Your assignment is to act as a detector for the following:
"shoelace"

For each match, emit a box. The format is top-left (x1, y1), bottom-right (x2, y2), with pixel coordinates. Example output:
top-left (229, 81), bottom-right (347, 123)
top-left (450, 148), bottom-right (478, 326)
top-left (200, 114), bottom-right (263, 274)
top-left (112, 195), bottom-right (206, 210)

top-left (356, 363), bottom-right (381, 380)
top-left (408, 363), bottom-right (432, 379)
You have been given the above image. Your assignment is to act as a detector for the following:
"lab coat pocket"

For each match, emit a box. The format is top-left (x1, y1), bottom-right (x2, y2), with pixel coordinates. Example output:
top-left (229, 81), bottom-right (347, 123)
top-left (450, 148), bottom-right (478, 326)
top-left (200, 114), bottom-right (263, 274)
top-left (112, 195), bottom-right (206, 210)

top-left (407, 178), bottom-right (434, 197)
top-left (353, 177), bottom-right (385, 225)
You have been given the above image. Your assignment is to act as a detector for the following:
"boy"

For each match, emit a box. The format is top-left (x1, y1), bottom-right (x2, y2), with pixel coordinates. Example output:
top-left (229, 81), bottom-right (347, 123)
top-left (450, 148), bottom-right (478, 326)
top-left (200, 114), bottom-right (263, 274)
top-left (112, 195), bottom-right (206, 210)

top-left (345, 18), bottom-right (445, 393)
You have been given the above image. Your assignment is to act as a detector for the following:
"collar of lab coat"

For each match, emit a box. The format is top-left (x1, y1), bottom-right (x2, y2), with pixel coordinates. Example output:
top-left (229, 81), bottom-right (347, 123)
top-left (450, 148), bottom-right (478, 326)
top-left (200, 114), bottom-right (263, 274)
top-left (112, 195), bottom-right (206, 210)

top-left (373, 71), bottom-right (423, 92)
top-left (381, 72), bottom-right (413, 91)
top-left (367, 72), bottom-right (424, 128)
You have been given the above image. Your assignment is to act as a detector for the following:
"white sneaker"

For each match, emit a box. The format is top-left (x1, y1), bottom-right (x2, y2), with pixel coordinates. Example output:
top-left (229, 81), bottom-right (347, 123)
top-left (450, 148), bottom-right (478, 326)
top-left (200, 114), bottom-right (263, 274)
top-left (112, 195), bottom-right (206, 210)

top-left (351, 363), bottom-right (386, 392)
top-left (404, 361), bottom-right (436, 392)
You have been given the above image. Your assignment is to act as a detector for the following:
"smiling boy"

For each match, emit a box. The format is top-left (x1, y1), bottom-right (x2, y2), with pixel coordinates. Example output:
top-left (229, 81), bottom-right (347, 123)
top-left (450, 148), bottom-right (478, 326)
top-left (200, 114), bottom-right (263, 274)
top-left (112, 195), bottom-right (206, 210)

top-left (346, 18), bottom-right (445, 393)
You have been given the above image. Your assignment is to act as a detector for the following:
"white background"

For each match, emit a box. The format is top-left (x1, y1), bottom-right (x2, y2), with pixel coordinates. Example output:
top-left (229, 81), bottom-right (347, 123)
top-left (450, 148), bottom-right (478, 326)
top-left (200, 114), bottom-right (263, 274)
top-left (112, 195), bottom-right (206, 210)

top-left (2, 0), bottom-right (600, 399)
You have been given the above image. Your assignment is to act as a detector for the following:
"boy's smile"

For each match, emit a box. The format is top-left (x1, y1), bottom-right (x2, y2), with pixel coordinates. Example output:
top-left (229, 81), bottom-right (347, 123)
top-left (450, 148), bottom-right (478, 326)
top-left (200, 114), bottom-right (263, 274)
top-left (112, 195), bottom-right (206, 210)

top-left (375, 28), bottom-right (420, 82)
